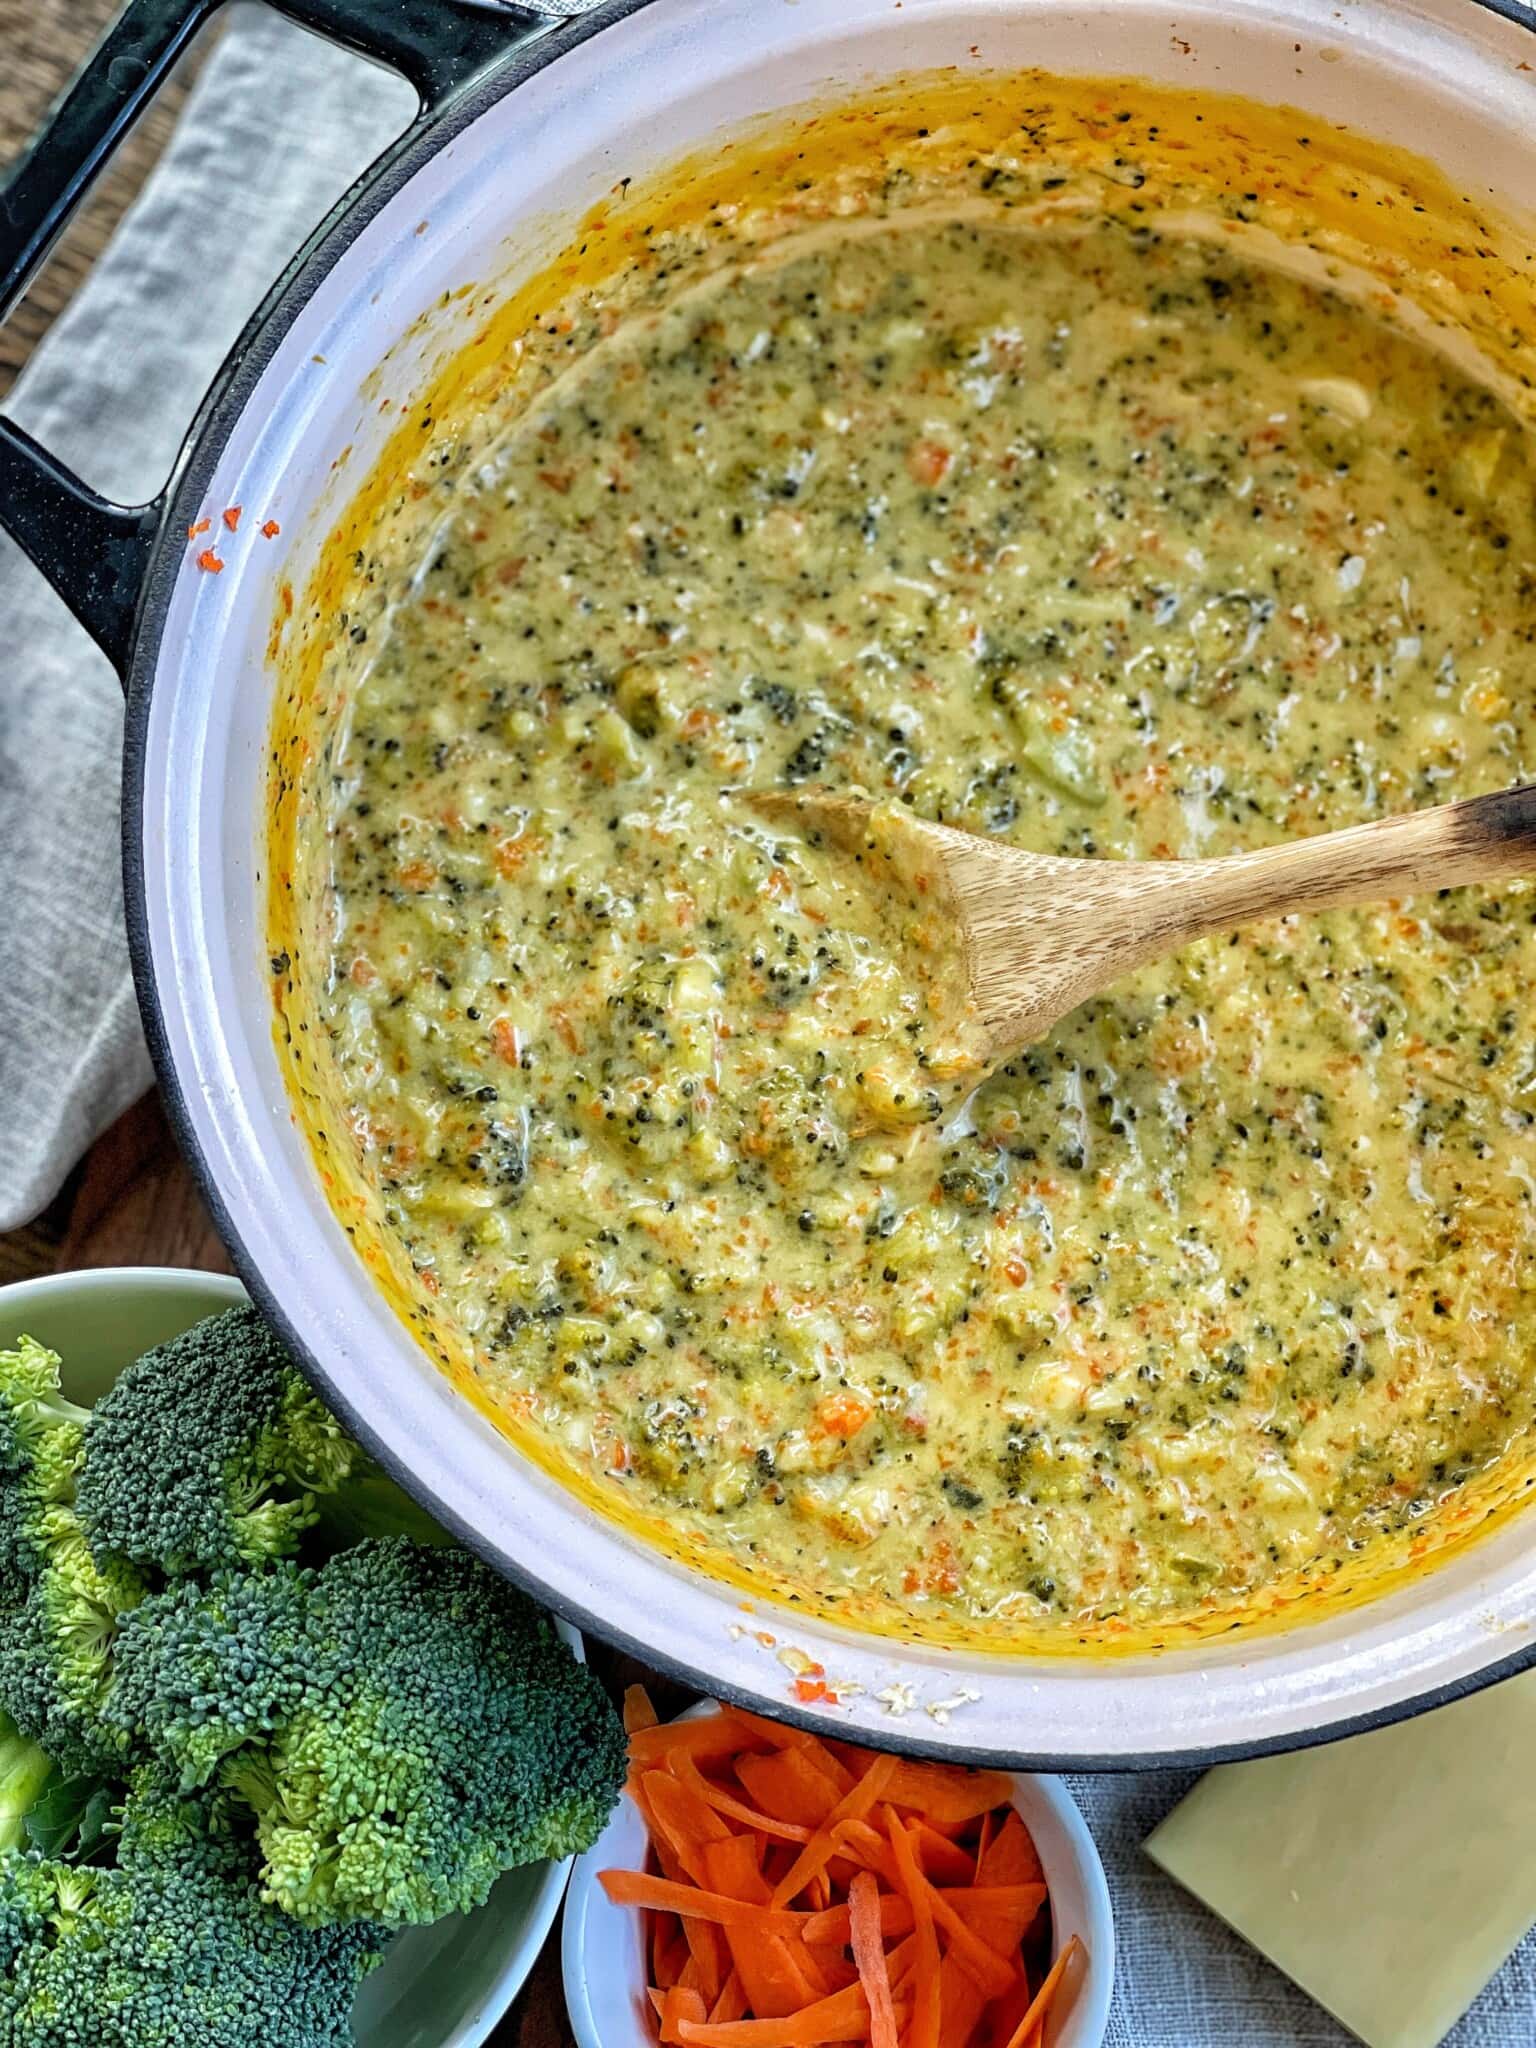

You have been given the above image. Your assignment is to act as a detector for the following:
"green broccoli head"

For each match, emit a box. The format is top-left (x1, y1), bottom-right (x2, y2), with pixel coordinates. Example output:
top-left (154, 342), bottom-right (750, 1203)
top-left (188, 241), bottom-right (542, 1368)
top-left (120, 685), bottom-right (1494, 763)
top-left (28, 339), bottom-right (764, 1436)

top-left (0, 1850), bottom-right (60, 1989)
top-left (104, 1561), bottom-right (317, 1790)
top-left (0, 1766), bottom-right (384, 2048)
top-left (230, 1540), bottom-right (625, 1926)
top-left (74, 1307), bottom-right (367, 1577)
top-left (0, 1337), bottom-right (148, 1780)
top-left (0, 1516), bottom-right (144, 1781)
top-left (0, 1338), bottom-right (92, 1602)
top-left (114, 1535), bottom-right (625, 1928)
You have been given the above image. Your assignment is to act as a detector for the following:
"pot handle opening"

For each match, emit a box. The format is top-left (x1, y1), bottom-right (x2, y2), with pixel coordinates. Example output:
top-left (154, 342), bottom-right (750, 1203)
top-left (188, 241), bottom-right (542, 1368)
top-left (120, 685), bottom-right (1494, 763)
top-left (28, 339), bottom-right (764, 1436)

top-left (0, 0), bottom-right (560, 674)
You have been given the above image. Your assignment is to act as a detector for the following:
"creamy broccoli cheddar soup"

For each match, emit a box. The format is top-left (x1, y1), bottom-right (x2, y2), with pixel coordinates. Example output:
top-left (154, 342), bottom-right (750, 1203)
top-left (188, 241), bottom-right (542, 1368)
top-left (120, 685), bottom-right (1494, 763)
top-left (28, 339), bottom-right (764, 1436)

top-left (274, 85), bottom-right (1536, 1646)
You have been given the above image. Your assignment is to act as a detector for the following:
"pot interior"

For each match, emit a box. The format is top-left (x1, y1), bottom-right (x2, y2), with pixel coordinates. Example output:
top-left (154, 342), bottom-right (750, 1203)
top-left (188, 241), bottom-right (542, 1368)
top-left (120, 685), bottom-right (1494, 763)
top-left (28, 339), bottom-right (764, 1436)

top-left (132, 0), bottom-right (1536, 1762)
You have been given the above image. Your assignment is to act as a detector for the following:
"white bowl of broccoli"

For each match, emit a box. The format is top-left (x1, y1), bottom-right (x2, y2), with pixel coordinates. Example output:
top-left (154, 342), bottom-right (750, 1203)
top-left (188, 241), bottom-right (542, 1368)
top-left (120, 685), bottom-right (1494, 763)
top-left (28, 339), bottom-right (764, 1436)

top-left (0, 1264), bottom-right (619, 2048)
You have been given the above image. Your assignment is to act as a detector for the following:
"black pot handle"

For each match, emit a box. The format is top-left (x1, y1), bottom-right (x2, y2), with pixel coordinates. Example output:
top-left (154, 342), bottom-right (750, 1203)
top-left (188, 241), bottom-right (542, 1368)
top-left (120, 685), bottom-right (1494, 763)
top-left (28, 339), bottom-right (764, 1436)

top-left (0, 0), bottom-right (558, 672)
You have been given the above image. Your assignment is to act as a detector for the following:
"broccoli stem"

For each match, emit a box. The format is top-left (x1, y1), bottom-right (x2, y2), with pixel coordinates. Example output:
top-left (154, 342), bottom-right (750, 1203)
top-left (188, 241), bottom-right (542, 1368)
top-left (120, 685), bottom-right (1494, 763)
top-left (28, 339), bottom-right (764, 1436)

top-left (39, 1393), bottom-right (93, 1433)
top-left (309, 1471), bottom-right (449, 1554)
top-left (0, 1709), bottom-right (55, 1854)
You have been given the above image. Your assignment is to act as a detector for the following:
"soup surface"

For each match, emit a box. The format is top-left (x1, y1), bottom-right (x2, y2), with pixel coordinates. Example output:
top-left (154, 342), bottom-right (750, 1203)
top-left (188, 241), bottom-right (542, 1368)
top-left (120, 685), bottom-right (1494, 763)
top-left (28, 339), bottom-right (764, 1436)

top-left (313, 219), bottom-right (1536, 1637)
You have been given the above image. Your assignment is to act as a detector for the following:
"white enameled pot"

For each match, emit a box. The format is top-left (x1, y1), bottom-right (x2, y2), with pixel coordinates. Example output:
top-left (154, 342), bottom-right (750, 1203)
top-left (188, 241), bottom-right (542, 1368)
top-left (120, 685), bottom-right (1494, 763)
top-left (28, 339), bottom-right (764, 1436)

top-left (4, 0), bottom-right (1536, 1767)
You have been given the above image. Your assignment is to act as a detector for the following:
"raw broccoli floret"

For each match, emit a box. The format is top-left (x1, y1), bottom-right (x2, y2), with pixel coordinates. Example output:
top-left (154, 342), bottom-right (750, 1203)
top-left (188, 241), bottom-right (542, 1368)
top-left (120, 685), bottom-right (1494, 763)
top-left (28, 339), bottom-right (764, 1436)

top-left (231, 1541), bottom-right (627, 1924)
top-left (0, 1766), bottom-right (384, 2048)
top-left (104, 1561), bottom-right (317, 1790)
top-left (0, 1851), bottom-right (69, 2013)
top-left (0, 1340), bottom-right (144, 1778)
top-left (0, 1515), bottom-right (143, 1780)
top-left (75, 1307), bottom-right (367, 1576)
top-left (0, 1339), bottom-right (91, 1602)
top-left (114, 1536), bottom-right (625, 1927)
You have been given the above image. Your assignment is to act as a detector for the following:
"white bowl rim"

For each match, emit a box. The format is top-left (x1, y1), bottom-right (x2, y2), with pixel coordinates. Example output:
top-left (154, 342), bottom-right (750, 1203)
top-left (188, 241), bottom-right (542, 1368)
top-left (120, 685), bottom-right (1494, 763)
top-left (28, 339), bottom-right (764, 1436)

top-left (0, 1263), bottom-right (248, 1311)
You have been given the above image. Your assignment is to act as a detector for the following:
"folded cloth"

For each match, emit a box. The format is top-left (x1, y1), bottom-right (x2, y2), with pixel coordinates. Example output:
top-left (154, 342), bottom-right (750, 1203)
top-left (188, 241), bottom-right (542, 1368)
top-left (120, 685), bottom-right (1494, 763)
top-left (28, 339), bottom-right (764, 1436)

top-left (3, 13), bottom-right (1534, 2045)
top-left (0, 4), bottom-right (427, 1229)
top-left (2, 1), bottom-right (628, 1232)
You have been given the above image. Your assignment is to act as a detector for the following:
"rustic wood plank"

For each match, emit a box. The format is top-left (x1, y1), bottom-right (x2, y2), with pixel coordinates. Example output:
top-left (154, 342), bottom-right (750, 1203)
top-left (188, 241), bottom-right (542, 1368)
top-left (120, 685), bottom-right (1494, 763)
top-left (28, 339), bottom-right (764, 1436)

top-left (54, 1092), bottom-right (231, 1274)
top-left (0, 1187), bottom-right (75, 1288)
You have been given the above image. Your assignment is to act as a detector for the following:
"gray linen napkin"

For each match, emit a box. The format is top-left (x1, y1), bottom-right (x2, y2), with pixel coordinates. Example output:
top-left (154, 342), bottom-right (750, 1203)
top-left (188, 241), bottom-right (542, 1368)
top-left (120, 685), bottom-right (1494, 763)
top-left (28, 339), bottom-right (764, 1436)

top-left (0, 5), bottom-right (418, 1231)
top-left (1, 8), bottom-right (1532, 2043)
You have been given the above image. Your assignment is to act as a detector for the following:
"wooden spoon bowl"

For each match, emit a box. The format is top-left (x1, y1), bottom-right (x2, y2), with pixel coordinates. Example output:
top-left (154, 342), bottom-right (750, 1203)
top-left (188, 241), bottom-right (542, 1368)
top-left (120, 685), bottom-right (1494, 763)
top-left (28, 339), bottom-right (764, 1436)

top-left (747, 783), bottom-right (1536, 1070)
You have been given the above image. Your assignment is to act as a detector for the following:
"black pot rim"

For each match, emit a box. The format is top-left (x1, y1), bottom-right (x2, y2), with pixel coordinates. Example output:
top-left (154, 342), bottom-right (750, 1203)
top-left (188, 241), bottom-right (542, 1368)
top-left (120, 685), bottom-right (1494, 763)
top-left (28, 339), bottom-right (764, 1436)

top-left (120, 0), bottom-right (1536, 1771)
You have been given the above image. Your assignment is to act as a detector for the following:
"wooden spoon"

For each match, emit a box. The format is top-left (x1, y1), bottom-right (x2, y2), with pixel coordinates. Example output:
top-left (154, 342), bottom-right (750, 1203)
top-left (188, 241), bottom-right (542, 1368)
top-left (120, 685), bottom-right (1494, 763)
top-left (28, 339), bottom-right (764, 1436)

top-left (748, 783), bottom-right (1536, 1071)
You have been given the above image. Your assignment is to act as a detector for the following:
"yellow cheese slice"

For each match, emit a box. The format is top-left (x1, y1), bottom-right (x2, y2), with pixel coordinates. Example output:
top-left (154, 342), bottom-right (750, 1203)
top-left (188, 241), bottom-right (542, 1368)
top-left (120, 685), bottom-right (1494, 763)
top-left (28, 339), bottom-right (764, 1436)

top-left (1145, 1671), bottom-right (1536, 2048)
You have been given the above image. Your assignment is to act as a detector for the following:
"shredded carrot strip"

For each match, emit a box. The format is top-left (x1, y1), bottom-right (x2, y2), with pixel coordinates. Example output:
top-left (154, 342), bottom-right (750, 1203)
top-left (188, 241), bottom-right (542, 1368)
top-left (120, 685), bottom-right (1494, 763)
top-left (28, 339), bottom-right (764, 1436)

top-left (644, 1769), bottom-right (734, 1884)
top-left (825, 1817), bottom-right (901, 1888)
top-left (946, 1883), bottom-right (1049, 1961)
top-left (886, 1810), bottom-right (941, 2048)
top-left (803, 1885), bottom-right (1042, 1950)
top-left (770, 1753), bottom-right (899, 1908)
top-left (936, 1950), bottom-right (989, 2048)
top-left (624, 1684), bottom-right (660, 1734)
top-left (703, 1834), bottom-right (768, 1903)
top-left (978, 1813), bottom-right (1045, 1888)
top-left (897, 1835), bottom-right (1015, 1998)
top-left (885, 1930), bottom-right (920, 1994)
top-left (677, 1980), bottom-right (871, 2047)
top-left (848, 1871), bottom-right (899, 2048)
top-left (631, 1714), bottom-right (769, 1769)
top-left (731, 1931), bottom-right (821, 2019)
top-left (737, 1748), bottom-right (842, 1828)
top-left (722, 1707), bottom-right (855, 1788)
top-left (884, 1762), bottom-right (1016, 1825)
top-left (912, 1823), bottom-right (976, 1884)
top-left (997, 1937), bottom-right (1084, 2048)
top-left (674, 1750), bottom-right (813, 1843)
top-left (654, 1925), bottom-right (687, 1990)
top-left (599, 1870), bottom-right (802, 1933)
top-left (709, 1971), bottom-right (748, 2025)
top-left (661, 1986), bottom-right (709, 2045)
top-left (803, 1892), bottom-right (913, 1948)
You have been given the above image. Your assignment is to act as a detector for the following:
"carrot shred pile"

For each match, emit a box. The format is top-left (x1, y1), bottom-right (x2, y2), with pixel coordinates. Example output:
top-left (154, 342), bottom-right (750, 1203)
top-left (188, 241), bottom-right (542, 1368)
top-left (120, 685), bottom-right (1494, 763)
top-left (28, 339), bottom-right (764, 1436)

top-left (601, 1690), bottom-right (1084, 2048)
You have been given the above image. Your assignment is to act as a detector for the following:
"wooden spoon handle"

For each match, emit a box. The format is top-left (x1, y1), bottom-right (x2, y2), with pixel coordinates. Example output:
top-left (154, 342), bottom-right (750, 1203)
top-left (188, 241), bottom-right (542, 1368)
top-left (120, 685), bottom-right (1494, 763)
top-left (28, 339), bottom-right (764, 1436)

top-left (1155, 782), bottom-right (1536, 940)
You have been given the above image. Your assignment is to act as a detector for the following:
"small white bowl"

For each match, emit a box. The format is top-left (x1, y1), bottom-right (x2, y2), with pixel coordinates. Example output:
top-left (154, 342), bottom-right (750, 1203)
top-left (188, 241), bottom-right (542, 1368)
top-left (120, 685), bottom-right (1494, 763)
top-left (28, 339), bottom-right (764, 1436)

top-left (0, 1264), bottom-right (575, 2048)
top-left (563, 1703), bottom-right (1115, 2048)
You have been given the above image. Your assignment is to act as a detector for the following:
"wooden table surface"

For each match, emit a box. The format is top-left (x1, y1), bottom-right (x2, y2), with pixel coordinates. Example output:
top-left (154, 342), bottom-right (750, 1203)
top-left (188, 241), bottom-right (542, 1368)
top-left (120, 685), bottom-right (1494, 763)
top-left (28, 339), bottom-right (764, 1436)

top-left (0, 9), bottom-right (651, 2037)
